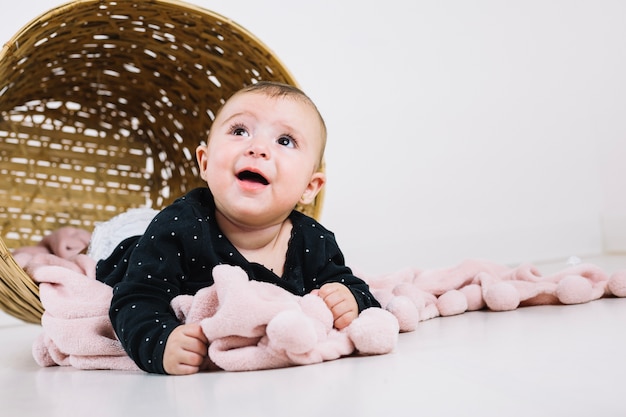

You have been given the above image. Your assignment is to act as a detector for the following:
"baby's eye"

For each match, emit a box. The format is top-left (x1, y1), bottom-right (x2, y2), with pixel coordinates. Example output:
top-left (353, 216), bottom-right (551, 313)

top-left (277, 135), bottom-right (296, 148)
top-left (230, 124), bottom-right (249, 137)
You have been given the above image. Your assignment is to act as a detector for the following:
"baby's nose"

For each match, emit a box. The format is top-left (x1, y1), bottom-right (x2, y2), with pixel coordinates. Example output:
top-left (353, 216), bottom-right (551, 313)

top-left (246, 139), bottom-right (269, 158)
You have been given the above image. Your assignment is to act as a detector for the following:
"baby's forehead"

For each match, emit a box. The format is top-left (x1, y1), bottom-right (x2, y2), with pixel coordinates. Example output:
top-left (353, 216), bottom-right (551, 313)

top-left (218, 92), bottom-right (320, 125)
top-left (226, 90), bottom-right (310, 109)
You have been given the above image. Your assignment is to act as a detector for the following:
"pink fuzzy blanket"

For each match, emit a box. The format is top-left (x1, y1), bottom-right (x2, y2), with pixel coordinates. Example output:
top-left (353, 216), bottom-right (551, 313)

top-left (13, 227), bottom-right (626, 372)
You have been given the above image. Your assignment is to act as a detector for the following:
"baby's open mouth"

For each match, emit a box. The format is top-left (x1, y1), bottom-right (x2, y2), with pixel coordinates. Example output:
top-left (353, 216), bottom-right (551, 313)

top-left (237, 170), bottom-right (269, 185)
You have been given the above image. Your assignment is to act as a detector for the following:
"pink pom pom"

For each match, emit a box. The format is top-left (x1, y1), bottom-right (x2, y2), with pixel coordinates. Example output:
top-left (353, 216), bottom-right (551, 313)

top-left (267, 310), bottom-right (317, 354)
top-left (349, 308), bottom-right (399, 355)
top-left (555, 275), bottom-right (592, 305)
top-left (484, 282), bottom-right (520, 311)
top-left (608, 271), bottom-right (626, 297)
top-left (436, 290), bottom-right (468, 316)
top-left (459, 284), bottom-right (485, 311)
top-left (385, 296), bottom-right (419, 332)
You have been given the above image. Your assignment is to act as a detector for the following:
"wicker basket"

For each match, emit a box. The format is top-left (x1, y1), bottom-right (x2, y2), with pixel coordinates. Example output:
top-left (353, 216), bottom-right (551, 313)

top-left (0, 0), bottom-right (324, 324)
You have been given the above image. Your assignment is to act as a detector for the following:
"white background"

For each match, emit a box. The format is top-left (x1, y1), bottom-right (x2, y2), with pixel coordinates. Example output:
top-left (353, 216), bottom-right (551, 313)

top-left (2, 1), bottom-right (625, 274)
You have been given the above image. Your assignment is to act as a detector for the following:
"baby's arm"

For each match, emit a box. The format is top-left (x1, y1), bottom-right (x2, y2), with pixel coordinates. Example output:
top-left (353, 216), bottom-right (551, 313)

top-left (163, 323), bottom-right (209, 375)
top-left (315, 283), bottom-right (359, 329)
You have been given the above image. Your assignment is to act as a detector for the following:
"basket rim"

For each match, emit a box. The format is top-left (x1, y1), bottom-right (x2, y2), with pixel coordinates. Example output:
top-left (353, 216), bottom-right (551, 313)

top-left (0, 0), bottom-right (292, 87)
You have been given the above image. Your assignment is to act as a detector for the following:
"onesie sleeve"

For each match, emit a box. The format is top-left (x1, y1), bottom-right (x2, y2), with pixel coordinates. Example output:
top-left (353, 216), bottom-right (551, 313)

top-left (293, 215), bottom-right (381, 312)
top-left (316, 237), bottom-right (381, 312)
top-left (105, 203), bottom-right (208, 374)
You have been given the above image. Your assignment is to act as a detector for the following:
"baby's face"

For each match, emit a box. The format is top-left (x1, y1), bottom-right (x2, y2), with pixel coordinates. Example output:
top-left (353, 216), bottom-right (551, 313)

top-left (196, 91), bottom-right (325, 227)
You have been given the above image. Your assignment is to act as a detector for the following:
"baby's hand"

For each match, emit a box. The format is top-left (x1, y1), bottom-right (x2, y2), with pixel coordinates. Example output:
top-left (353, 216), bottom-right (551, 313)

top-left (163, 323), bottom-right (209, 375)
top-left (315, 283), bottom-right (358, 329)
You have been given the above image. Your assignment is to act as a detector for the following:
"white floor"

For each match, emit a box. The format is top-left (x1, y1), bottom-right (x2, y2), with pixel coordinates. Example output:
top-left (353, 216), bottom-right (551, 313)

top-left (2, 254), bottom-right (626, 417)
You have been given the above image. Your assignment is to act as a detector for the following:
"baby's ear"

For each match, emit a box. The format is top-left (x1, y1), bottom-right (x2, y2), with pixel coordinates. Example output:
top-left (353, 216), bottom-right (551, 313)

top-left (196, 144), bottom-right (209, 181)
top-left (300, 171), bottom-right (326, 205)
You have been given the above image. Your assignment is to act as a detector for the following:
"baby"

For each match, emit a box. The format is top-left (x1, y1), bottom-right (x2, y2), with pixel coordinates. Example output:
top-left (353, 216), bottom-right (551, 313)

top-left (96, 81), bottom-right (380, 375)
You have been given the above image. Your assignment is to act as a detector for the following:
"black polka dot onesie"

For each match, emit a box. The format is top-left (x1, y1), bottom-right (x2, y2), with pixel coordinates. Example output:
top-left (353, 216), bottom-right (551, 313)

top-left (96, 187), bottom-right (380, 374)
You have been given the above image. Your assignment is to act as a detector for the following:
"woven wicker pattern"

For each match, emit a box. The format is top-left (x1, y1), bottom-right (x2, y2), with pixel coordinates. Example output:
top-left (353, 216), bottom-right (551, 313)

top-left (0, 238), bottom-right (42, 323)
top-left (0, 0), bottom-right (323, 323)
